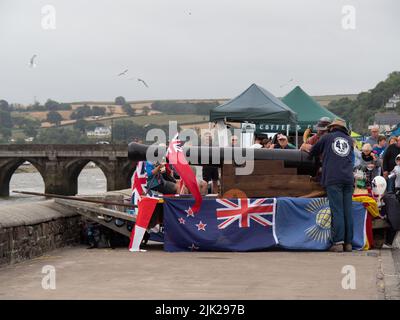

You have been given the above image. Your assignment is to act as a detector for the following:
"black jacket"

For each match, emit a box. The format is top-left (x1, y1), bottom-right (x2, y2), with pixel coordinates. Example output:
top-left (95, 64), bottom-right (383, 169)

top-left (310, 127), bottom-right (354, 187)
top-left (383, 144), bottom-right (400, 173)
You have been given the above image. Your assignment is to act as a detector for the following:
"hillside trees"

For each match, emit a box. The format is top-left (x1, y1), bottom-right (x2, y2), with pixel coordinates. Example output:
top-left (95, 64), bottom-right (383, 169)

top-left (47, 111), bottom-right (63, 125)
top-left (151, 101), bottom-right (218, 115)
top-left (326, 71), bottom-right (400, 134)
top-left (115, 96), bottom-right (126, 106)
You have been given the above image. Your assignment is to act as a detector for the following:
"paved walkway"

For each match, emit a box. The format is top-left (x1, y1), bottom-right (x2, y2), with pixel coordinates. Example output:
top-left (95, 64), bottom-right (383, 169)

top-left (0, 245), bottom-right (396, 299)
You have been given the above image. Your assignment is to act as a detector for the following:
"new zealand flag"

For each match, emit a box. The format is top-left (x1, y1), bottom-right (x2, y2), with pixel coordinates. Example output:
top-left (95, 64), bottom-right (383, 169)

top-left (164, 197), bottom-right (278, 252)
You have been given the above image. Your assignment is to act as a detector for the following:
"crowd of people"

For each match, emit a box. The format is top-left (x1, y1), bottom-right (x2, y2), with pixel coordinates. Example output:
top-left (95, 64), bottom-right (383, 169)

top-left (143, 120), bottom-right (400, 200)
top-left (302, 119), bottom-right (400, 252)
top-left (298, 119), bottom-right (400, 195)
top-left (249, 133), bottom-right (295, 149)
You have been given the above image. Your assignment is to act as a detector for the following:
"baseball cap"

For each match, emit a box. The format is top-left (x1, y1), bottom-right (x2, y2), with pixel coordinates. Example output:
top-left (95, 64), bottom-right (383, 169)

top-left (314, 117), bottom-right (332, 131)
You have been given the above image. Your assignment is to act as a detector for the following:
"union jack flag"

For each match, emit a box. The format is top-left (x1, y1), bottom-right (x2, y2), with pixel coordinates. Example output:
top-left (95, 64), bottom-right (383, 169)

top-left (216, 198), bottom-right (276, 229)
top-left (131, 161), bottom-right (147, 205)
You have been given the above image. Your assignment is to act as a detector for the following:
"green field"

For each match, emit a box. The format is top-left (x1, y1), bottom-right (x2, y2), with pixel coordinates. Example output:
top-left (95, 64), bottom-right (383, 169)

top-left (312, 94), bottom-right (357, 106)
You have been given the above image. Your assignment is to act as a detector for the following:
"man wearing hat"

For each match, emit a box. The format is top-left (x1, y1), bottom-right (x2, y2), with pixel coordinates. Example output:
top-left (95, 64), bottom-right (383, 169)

top-left (308, 119), bottom-right (354, 252)
top-left (300, 117), bottom-right (331, 152)
top-left (273, 134), bottom-right (295, 149)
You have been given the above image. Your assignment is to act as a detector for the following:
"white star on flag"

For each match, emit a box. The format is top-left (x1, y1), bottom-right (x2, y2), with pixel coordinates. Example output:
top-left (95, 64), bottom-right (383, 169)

top-left (185, 207), bottom-right (195, 217)
top-left (195, 221), bottom-right (207, 231)
top-left (188, 243), bottom-right (199, 251)
top-left (178, 217), bottom-right (186, 224)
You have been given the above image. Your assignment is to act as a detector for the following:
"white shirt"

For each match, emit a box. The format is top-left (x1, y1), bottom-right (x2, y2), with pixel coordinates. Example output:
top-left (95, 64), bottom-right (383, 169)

top-left (250, 143), bottom-right (262, 149)
top-left (388, 165), bottom-right (400, 189)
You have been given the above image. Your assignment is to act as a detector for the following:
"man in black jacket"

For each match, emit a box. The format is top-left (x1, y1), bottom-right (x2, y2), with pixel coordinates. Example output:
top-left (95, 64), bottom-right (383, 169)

top-left (201, 132), bottom-right (219, 194)
top-left (309, 119), bottom-right (354, 253)
top-left (383, 138), bottom-right (400, 192)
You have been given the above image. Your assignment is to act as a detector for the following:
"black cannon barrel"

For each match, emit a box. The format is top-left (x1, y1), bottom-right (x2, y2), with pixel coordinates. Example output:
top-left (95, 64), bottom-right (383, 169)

top-left (128, 142), bottom-right (318, 176)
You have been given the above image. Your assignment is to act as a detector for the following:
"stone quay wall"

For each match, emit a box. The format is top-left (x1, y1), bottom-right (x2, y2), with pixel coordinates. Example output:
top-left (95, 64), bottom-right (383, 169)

top-left (0, 200), bottom-right (82, 266)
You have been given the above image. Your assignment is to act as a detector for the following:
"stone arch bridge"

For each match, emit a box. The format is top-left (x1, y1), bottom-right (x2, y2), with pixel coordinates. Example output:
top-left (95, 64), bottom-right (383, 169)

top-left (0, 145), bottom-right (135, 197)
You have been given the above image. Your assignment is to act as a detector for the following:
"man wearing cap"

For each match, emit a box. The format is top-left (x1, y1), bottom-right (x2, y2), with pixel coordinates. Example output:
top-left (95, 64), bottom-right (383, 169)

top-left (272, 134), bottom-right (295, 149)
top-left (300, 117), bottom-right (331, 152)
top-left (308, 119), bottom-right (354, 252)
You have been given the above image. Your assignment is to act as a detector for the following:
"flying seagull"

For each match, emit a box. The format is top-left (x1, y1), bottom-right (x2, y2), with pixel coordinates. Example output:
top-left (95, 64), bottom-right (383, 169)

top-left (117, 69), bottom-right (129, 76)
top-left (137, 78), bottom-right (149, 88)
top-left (29, 55), bottom-right (37, 68)
top-left (279, 78), bottom-right (294, 88)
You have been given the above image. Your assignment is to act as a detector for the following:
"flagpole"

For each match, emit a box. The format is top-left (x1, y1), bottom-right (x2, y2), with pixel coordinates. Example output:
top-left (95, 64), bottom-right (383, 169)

top-left (12, 190), bottom-right (137, 208)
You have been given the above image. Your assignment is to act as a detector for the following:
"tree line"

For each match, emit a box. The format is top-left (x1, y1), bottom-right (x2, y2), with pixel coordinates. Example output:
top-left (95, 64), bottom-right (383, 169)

top-left (327, 71), bottom-right (400, 134)
top-left (151, 101), bottom-right (218, 115)
top-left (23, 99), bottom-right (72, 112)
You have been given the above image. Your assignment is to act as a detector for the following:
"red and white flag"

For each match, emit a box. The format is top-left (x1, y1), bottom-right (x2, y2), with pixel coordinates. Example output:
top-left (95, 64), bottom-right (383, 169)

top-left (131, 161), bottom-right (147, 208)
top-left (166, 134), bottom-right (202, 213)
top-left (128, 196), bottom-right (159, 252)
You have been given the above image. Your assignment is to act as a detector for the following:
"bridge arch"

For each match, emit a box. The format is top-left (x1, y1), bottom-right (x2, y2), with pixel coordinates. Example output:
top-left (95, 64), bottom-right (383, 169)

top-left (65, 159), bottom-right (112, 195)
top-left (0, 158), bottom-right (46, 197)
top-left (0, 144), bottom-right (132, 196)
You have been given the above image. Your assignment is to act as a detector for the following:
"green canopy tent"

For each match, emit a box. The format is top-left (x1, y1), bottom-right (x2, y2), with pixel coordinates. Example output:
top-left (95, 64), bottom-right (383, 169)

top-left (210, 83), bottom-right (298, 147)
top-left (256, 86), bottom-right (342, 134)
top-left (210, 83), bottom-right (298, 125)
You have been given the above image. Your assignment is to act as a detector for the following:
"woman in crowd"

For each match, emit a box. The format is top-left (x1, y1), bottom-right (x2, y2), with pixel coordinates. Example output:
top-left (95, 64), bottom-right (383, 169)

top-left (388, 136), bottom-right (398, 146)
top-left (262, 138), bottom-right (272, 149)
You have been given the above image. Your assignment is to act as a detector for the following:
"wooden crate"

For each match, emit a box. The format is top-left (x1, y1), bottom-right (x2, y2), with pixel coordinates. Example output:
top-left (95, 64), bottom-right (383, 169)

top-left (221, 160), bottom-right (323, 198)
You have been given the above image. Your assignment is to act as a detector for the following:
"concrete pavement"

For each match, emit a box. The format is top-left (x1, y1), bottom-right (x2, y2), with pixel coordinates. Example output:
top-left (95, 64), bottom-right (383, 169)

top-left (1, 245), bottom-right (397, 299)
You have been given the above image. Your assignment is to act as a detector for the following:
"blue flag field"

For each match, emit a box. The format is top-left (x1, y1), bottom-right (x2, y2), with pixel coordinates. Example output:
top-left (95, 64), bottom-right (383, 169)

top-left (163, 197), bottom-right (367, 252)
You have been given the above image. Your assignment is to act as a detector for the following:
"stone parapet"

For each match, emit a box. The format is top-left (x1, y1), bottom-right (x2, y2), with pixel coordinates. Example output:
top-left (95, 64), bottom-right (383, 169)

top-left (0, 200), bottom-right (82, 266)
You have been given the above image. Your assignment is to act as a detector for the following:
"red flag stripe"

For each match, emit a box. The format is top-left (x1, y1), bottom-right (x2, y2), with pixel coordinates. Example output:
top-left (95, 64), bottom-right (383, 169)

top-left (166, 134), bottom-right (202, 213)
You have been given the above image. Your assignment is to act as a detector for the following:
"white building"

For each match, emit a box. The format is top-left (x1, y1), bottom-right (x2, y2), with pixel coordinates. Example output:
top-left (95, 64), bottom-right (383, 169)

top-left (384, 94), bottom-right (400, 109)
top-left (370, 112), bottom-right (400, 133)
top-left (87, 126), bottom-right (111, 137)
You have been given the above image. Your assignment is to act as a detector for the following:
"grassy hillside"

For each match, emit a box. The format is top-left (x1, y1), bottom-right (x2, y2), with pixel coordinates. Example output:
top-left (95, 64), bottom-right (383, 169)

top-left (7, 94), bottom-right (360, 142)
top-left (312, 94), bottom-right (358, 106)
top-left (57, 114), bottom-right (208, 131)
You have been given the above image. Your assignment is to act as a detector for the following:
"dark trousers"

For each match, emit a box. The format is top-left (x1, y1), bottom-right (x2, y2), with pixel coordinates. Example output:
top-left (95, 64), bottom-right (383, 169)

top-left (326, 184), bottom-right (354, 245)
top-left (387, 176), bottom-right (396, 193)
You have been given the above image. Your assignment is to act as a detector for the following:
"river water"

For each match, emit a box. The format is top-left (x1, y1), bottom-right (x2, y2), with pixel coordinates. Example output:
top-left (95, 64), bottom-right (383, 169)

top-left (0, 167), bottom-right (108, 206)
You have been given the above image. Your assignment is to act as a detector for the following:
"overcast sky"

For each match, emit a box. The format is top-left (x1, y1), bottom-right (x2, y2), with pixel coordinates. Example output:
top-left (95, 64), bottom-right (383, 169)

top-left (0, 0), bottom-right (399, 104)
